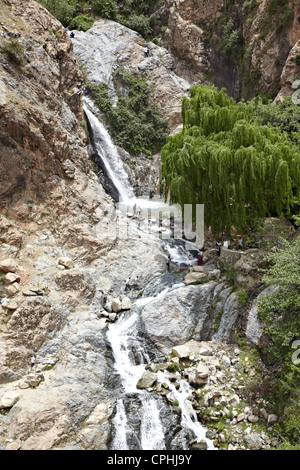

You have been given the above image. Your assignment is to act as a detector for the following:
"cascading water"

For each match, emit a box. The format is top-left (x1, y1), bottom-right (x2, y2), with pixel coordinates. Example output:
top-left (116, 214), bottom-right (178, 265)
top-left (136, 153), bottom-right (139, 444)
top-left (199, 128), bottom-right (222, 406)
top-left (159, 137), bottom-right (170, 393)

top-left (106, 309), bottom-right (166, 450)
top-left (83, 94), bottom-right (135, 203)
top-left (107, 285), bottom-right (216, 450)
top-left (83, 97), bottom-right (215, 450)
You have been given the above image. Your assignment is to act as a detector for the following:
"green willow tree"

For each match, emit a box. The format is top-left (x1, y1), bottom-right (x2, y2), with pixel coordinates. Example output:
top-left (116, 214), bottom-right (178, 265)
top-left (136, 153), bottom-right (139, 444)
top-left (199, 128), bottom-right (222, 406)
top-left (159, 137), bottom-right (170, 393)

top-left (161, 85), bottom-right (300, 233)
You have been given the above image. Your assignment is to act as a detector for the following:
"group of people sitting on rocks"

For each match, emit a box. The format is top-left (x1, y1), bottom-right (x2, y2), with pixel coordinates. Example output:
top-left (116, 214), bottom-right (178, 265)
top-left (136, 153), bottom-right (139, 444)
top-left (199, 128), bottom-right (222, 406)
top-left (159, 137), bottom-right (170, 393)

top-left (215, 236), bottom-right (244, 254)
top-left (125, 276), bottom-right (140, 292)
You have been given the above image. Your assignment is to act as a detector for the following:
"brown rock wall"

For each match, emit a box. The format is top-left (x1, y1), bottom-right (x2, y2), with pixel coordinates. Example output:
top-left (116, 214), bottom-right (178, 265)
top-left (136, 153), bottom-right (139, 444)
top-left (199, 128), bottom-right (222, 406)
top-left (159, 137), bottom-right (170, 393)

top-left (0, 0), bottom-right (87, 208)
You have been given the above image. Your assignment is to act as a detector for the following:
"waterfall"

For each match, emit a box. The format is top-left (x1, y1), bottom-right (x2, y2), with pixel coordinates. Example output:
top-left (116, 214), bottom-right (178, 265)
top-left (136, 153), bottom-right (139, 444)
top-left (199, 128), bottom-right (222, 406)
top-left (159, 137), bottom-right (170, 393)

top-left (107, 286), bottom-right (216, 450)
top-left (107, 310), bottom-right (166, 450)
top-left (83, 95), bottom-right (135, 203)
top-left (111, 400), bottom-right (129, 450)
top-left (157, 372), bottom-right (216, 450)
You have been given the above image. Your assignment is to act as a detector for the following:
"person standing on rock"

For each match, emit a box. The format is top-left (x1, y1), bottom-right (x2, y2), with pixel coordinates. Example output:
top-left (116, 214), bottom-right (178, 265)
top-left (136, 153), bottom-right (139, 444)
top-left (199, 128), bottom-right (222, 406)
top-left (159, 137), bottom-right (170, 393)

top-left (133, 276), bottom-right (139, 290)
top-left (166, 255), bottom-right (171, 273)
top-left (125, 277), bottom-right (131, 292)
top-left (30, 354), bottom-right (36, 370)
top-left (102, 292), bottom-right (108, 306)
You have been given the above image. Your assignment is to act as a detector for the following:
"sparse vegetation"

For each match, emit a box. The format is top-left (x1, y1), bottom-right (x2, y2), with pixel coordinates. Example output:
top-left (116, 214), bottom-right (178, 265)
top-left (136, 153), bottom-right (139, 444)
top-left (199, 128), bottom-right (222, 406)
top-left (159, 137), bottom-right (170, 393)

top-left (37, 0), bottom-right (166, 38)
top-left (86, 68), bottom-right (168, 155)
top-left (0, 37), bottom-right (25, 67)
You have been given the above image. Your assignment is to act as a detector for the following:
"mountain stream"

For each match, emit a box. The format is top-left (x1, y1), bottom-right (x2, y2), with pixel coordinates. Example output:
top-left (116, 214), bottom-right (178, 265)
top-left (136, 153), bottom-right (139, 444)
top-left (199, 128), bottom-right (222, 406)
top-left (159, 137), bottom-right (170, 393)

top-left (84, 97), bottom-right (216, 450)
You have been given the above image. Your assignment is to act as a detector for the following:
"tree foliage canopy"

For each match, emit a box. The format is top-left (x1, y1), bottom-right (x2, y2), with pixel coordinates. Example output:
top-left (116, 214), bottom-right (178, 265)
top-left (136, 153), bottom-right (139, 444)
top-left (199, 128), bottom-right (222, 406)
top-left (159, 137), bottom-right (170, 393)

top-left (161, 85), bottom-right (300, 233)
top-left (258, 236), bottom-right (300, 445)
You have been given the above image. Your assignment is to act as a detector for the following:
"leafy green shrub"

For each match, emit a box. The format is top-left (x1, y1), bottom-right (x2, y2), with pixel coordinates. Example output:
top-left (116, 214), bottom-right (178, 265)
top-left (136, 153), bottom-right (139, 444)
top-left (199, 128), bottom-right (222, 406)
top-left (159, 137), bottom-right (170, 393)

top-left (122, 14), bottom-right (152, 38)
top-left (243, 0), bottom-right (258, 13)
top-left (86, 68), bottom-right (168, 155)
top-left (91, 0), bottom-right (119, 20)
top-left (69, 14), bottom-right (94, 31)
top-left (258, 237), bottom-right (300, 363)
top-left (236, 290), bottom-right (249, 306)
top-left (257, 238), bottom-right (300, 446)
top-left (252, 95), bottom-right (300, 145)
top-left (267, 0), bottom-right (286, 15)
top-left (221, 18), bottom-right (241, 56)
top-left (267, 0), bottom-right (294, 32)
top-left (37, 0), bottom-right (76, 27)
top-left (0, 37), bottom-right (25, 67)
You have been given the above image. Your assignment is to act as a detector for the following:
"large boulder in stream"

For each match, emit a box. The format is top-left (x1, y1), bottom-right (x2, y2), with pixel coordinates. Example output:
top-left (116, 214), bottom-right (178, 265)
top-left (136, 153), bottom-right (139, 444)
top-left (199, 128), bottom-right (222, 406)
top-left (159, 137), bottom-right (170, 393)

top-left (140, 281), bottom-right (221, 355)
top-left (136, 371), bottom-right (157, 389)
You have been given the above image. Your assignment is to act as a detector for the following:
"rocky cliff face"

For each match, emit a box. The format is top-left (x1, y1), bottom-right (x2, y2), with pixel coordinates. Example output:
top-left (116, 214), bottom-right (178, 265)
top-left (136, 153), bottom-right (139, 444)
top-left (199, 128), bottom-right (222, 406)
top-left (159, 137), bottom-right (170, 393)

top-left (0, 0), bottom-right (90, 209)
top-left (162, 0), bottom-right (300, 101)
top-left (71, 18), bottom-right (193, 193)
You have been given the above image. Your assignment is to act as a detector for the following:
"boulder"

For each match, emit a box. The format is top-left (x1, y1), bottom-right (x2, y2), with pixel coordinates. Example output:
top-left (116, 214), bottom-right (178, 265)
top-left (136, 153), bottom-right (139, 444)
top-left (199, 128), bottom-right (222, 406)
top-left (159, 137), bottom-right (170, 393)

top-left (0, 391), bottom-right (20, 409)
top-left (108, 313), bottom-right (117, 322)
top-left (25, 372), bottom-right (44, 388)
top-left (191, 266), bottom-right (208, 273)
top-left (22, 287), bottom-right (44, 296)
top-left (121, 296), bottom-right (132, 311)
top-left (172, 345), bottom-right (190, 359)
top-left (111, 298), bottom-right (122, 313)
top-left (2, 300), bottom-right (18, 311)
top-left (184, 272), bottom-right (207, 285)
top-left (267, 414), bottom-right (278, 425)
top-left (0, 258), bottom-right (17, 273)
top-left (58, 257), bottom-right (74, 269)
top-left (6, 285), bottom-right (17, 297)
top-left (196, 364), bottom-right (210, 380)
top-left (191, 440), bottom-right (208, 450)
top-left (221, 355), bottom-right (231, 367)
top-left (136, 371), bottom-right (157, 389)
top-left (244, 433), bottom-right (263, 450)
top-left (5, 273), bottom-right (21, 284)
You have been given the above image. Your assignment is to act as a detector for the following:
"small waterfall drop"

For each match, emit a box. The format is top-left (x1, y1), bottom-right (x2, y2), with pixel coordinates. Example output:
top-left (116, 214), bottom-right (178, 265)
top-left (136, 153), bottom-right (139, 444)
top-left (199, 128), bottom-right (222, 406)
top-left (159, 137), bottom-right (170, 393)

top-left (107, 309), bottom-right (166, 450)
top-left (83, 95), bottom-right (135, 203)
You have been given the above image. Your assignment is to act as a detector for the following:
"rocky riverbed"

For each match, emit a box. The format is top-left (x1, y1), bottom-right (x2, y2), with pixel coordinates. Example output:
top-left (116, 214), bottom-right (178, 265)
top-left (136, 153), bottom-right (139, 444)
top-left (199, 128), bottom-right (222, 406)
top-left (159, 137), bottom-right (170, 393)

top-left (138, 339), bottom-right (281, 450)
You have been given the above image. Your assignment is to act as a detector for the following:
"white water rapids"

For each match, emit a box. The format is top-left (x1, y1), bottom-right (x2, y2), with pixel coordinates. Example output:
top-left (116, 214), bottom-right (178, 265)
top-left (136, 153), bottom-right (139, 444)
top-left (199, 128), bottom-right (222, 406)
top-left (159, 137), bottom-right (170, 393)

top-left (84, 97), bottom-right (216, 450)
